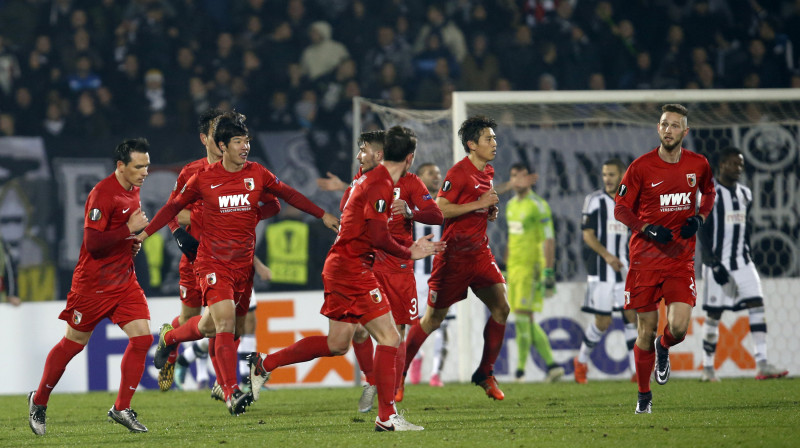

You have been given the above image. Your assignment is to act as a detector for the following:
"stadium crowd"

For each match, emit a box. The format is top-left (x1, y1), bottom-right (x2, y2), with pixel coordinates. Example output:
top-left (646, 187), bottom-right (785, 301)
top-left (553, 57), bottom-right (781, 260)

top-left (1, 0), bottom-right (798, 162)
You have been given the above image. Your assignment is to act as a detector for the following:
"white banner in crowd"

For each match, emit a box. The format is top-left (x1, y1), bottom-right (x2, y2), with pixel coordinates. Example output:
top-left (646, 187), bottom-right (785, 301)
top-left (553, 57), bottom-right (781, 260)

top-left (1, 279), bottom-right (795, 395)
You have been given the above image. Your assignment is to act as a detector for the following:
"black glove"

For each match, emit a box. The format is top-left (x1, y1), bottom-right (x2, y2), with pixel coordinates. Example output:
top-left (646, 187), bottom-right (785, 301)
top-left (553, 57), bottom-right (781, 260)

top-left (711, 261), bottom-right (729, 285)
top-left (643, 224), bottom-right (673, 244)
top-left (680, 215), bottom-right (703, 239)
top-left (173, 227), bottom-right (199, 261)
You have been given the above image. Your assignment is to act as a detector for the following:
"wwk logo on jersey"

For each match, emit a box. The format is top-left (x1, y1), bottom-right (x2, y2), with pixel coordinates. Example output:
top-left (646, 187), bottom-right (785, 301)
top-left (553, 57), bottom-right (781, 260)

top-left (244, 178), bottom-right (254, 190)
top-left (686, 173), bottom-right (696, 187)
top-left (659, 192), bottom-right (692, 212)
top-left (218, 193), bottom-right (251, 212)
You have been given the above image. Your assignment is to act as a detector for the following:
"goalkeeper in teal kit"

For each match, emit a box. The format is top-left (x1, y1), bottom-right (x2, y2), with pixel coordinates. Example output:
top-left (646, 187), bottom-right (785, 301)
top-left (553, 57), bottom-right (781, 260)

top-left (505, 162), bottom-right (565, 382)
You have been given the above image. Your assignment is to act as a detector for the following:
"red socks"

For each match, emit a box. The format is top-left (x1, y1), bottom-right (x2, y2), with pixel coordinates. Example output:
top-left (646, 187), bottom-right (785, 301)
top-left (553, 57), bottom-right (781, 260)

top-left (477, 318), bottom-right (506, 377)
top-left (402, 320), bottom-right (430, 374)
top-left (352, 337), bottom-right (375, 385)
top-left (167, 316), bottom-right (182, 364)
top-left (215, 332), bottom-right (239, 398)
top-left (394, 341), bottom-right (406, 395)
top-left (166, 315), bottom-right (202, 346)
top-left (115, 334), bottom-right (153, 410)
top-left (34, 338), bottom-right (85, 406)
top-left (263, 335), bottom-right (332, 372)
top-left (661, 326), bottom-right (684, 348)
top-left (634, 344), bottom-right (655, 393)
top-left (375, 345), bottom-right (398, 422)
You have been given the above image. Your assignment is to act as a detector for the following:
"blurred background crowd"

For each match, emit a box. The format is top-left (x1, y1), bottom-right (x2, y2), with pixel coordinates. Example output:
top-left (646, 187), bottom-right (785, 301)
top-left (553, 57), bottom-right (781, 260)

top-left (1, 0), bottom-right (799, 167)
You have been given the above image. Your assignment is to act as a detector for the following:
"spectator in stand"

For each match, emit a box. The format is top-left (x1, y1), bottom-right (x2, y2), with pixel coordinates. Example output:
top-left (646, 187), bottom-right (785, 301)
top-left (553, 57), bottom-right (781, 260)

top-left (300, 21), bottom-right (350, 81)
top-left (23, 35), bottom-right (60, 99)
top-left (66, 54), bottom-right (102, 94)
top-left (143, 69), bottom-right (168, 113)
top-left (652, 24), bottom-right (688, 89)
top-left (362, 24), bottom-right (414, 89)
top-left (460, 34), bottom-right (500, 92)
top-left (0, 114), bottom-right (15, 137)
top-left (500, 25), bottom-right (538, 90)
top-left (744, 38), bottom-right (790, 88)
top-left (263, 90), bottom-right (298, 131)
top-left (414, 4), bottom-right (467, 63)
top-left (42, 102), bottom-right (67, 137)
top-left (0, 36), bottom-right (21, 102)
top-left (64, 91), bottom-right (111, 138)
top-left (335, 0), bottom-right (374, 65)
top-left (208, 32), bottom-right (240, 74)
top-left (59, 28), bottom-right (103, 75)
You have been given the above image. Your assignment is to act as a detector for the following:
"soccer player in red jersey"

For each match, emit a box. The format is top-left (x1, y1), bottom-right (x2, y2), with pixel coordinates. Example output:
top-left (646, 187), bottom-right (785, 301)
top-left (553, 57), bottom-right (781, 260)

top-left (342, 131), bottom-right (444, 412)
top-left (136, 112), bottom-right (339, 415)
top-left (614, 104), bottom-right (716, 414)
top-left (156, 108), bottom-right (223, 391)
top-left (249, 126), bottom-right (445, 431)
top-left (400, 115), bottom-right (509, 401)
top-left (28, 139), bottom-right (153, 435)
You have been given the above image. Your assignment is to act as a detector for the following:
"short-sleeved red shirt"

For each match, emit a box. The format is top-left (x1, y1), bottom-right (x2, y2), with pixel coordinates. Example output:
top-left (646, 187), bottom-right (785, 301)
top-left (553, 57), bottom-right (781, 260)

top-left (323, 164), bottom-right (394, 280)
top-left (72, 173), bottom-right (140, 296)
top-left (438, 156), bottom-right (494, 253)
top-left (615, 147), bottom-right (716, 270)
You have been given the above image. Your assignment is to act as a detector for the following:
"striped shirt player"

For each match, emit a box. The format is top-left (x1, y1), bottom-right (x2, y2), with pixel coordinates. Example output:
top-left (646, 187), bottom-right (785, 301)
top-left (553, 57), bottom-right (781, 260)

top-left (574, 159), bottom-right (637, 384)
top-left (697, 147), bottom-right (787, 382)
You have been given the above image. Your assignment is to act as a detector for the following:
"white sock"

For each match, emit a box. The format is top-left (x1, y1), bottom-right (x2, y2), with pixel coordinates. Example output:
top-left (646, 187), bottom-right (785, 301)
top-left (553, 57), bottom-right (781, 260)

top-left (195, 356), bottom-right (209, 385)
top-left (748, 306), bottom-right (767, 363)
top-left (239, 335), bottom-right (255, 377)
top-left (578, 322), bottom-right (604, 364)
top-left (624, 322), bottom-right (637, 372)
top-left (702, 318), bottom-right (719, 368)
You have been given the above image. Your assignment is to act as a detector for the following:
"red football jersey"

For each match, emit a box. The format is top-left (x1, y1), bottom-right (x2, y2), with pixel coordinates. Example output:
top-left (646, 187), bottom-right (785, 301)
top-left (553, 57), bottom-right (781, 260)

top-left (374, 173), bottom-right (437, 272)
top-left (171, 157), bottom-right (210, 280)
top-left (72, 173), bottom-right (140, 296)
top-left (323, 164), bottom-right (394, 280)
top-left (438, 156), bottom-right (494, 253)
top-left (615, 147), bottom-right (716, 270)
top-left (175, 161), bottom-right (281, 270)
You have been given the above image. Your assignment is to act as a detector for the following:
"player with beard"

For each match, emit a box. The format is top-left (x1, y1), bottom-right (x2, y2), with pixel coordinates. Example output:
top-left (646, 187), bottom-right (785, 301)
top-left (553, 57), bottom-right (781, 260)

top-left (614, 104), bottom-right (716, 414)
top-left (248, 126), bottom-right (445, 431)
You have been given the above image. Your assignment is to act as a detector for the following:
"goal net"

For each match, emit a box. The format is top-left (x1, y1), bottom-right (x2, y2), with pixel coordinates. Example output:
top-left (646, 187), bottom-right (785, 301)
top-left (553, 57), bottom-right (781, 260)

top-left (353, 90), bottom-right (800, 382)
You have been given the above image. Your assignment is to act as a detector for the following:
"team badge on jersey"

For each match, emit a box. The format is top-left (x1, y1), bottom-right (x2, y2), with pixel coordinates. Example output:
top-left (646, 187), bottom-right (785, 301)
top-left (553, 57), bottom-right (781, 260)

top-left (617, 184), bottom-right (627, 197)
top-left (686, 173), bottom-right (696, 187)
top-left (179, 285), bottom-right (187, 299)
top-left (370, 288), bottom-right (382, 303)
top-left (429, 290), bottom-right (438, 304)
top-left (72, 310), bottom-right (83, 325)
top-left (244, 178), bottom-right (254, 190)
top-left (89, 208), bottom-right (102, 221)
top-left (374, 199), bottom-right (387, 213)
top-left (206, 272), bottom-right (217, 285)
top-left (624, 290), bottom-right (630, 306)
top-left (442, 180), bottom-right (452, 192)
top-left (393, 187), bottom-right (401, 200)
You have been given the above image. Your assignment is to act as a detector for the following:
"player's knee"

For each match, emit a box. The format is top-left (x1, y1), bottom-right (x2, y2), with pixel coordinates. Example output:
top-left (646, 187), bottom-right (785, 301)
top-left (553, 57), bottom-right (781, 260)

top-left (595, 315), bottom-right (612, 331)
top-left (669, 323), bottom-right (689, 341)
top-left (329, 341), bottom-right (351, 356)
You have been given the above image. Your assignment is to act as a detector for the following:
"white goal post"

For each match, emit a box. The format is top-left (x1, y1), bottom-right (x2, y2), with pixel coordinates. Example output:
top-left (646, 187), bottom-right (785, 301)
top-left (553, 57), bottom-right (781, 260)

top-left (353, 90), bottom-right (800, 382)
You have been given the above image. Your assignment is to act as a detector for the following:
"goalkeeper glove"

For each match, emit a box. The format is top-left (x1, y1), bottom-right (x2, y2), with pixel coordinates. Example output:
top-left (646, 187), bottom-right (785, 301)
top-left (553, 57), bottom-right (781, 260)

top-left (711, 261), bottom-right (729, 285)
top-left (680, 215), bottom-right (703, 239)
top-left (643, 224), bottom-right (673, 244)
top-left (173, 227), bottom-right (199, 261)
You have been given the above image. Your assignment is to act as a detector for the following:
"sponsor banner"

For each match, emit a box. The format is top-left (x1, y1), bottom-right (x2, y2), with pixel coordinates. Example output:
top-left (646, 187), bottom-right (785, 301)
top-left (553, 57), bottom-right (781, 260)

top-left (1, 279), bottom-right (796, 395)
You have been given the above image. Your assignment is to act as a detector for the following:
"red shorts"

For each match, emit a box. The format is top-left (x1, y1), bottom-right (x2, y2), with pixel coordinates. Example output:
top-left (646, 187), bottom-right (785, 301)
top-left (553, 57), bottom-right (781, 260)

top-left (320, 273), bottom-right (392, 325)
top-left (179, 258), bottom-right (203, 308)
top-left (374, 269), bottom-right (418, 325)
top-left (427, 249), bottom-right (505, 309)
top-left (623, 265), bottom-right (697, 312)
top-left (59, 281), bottom-right (150, 332)
top-left (195, 262), bottom-right (254, 317)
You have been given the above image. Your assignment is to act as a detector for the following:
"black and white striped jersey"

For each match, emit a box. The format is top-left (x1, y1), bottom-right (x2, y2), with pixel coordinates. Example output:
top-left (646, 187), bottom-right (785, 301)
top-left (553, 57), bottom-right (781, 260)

top-left (698, 180), bottom-right (752, 270)
top-left (413, 220), bottom-right (443, 277)
top-left (581, 189), bottom-right (629, 282)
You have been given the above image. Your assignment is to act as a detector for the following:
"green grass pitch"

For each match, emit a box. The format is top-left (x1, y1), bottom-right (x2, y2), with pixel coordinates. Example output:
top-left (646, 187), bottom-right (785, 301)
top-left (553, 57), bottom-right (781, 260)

top-left (2, 378), bottom-right (797, 447)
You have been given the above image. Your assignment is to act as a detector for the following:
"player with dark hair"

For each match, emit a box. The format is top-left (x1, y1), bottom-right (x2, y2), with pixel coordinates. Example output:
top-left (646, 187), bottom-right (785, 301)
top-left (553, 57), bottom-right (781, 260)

top-left (248, 125), bottom-right (444, 431)
top-left (505, 162), bottom-right (564, 383)
top-left (156, 108), bottom-right (224, 391)
top-left (698, 147), bottom-right (787, 382)
top-left (136, 112), bottom-right (339, 415)
top-left (615, 104), bottom-right (716, 414)
top-left (28, 138), bottom-right (152, 435)
top-left (574, 158), bottom-right (638, 383)
top-left (400, 115), bottom-right (509, 401)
